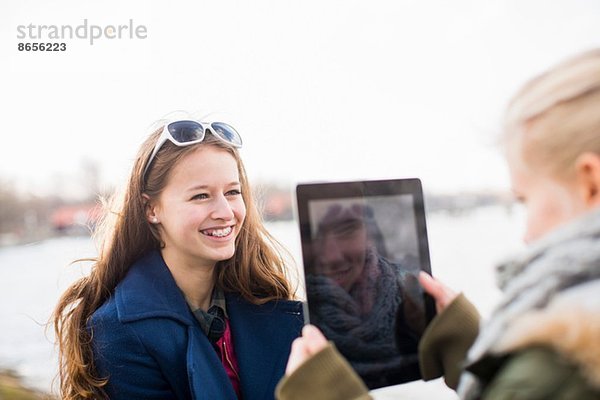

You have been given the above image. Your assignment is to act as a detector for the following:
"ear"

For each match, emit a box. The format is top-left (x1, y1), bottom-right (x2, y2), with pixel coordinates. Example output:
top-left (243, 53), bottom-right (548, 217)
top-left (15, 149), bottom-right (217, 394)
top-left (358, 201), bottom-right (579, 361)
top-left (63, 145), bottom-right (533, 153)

top-left (142, 193), bottom-right (160, 224)
top-left (574, 152), bottom-right (600, 208)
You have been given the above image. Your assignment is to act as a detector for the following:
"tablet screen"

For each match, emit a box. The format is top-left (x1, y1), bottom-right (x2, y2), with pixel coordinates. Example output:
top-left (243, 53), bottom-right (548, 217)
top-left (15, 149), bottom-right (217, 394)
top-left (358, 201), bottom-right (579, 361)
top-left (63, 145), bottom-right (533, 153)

top-left (295, 178), bottom-right (435, 389)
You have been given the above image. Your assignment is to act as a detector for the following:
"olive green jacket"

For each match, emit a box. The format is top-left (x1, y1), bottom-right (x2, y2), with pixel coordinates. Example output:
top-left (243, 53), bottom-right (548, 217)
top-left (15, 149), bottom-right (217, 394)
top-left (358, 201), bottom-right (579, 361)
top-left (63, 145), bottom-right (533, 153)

top-left (275, 294), bottom-right (600, 400)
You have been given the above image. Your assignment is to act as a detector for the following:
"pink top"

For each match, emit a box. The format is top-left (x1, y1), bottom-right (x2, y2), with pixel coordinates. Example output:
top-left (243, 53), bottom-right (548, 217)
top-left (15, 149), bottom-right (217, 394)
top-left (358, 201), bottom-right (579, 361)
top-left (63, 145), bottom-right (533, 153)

top-left (215, 318), bottom-right (242, 398)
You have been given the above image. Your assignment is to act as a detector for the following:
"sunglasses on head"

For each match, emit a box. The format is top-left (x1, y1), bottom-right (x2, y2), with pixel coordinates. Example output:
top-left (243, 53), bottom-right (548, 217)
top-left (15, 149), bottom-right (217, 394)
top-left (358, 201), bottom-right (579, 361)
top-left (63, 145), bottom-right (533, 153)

top-left (143, 120), bottom-right (243, 179)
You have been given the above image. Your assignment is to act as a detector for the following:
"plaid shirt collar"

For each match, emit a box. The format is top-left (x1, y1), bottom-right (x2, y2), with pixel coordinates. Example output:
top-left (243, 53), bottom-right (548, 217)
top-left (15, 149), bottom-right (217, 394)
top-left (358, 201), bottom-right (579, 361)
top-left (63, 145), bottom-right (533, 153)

top-left (191, 286), bottom-right (228, 342)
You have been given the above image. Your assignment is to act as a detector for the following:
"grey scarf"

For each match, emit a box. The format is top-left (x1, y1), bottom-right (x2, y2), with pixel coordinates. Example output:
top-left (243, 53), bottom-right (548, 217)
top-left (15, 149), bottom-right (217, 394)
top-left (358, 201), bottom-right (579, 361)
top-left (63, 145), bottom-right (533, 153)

top-left (306, 252), bottom-right (419, 378)
top-left (459, 208), bottom-right (600, 399)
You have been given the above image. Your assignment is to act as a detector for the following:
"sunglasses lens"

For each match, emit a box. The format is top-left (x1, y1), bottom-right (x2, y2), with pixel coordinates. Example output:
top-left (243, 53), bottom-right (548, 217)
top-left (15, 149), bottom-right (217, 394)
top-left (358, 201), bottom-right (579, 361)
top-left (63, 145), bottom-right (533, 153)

top-left (168, 120), bottom-right (205, 143)
top-left (210, 122), bottom-right (243, 147)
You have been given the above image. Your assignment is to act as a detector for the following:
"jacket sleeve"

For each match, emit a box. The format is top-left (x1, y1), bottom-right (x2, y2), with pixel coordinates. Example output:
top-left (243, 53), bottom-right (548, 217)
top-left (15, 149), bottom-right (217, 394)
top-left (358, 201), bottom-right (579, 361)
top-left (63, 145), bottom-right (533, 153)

top-left (482, 347), bottom-right (600, 400)
top-left (419, 293), bottom-right (481, 389)
top-left (275, 343), bottom-right (372, 400)
top-left (90, 312), bottom-right (176, 400)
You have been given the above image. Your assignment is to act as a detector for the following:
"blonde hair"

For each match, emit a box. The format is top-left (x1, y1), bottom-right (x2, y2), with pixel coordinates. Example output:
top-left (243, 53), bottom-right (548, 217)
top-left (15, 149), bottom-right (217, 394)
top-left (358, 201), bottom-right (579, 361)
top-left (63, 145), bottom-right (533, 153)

top-left (52, 127), bottom-right (295, 399)
top-left (503, 48), bottom-right (600, 178)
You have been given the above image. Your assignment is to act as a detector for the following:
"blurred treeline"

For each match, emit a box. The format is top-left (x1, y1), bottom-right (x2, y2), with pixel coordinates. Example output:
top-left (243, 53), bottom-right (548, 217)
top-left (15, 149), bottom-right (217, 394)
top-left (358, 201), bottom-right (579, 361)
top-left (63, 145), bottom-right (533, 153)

top-left (0, 178), bottom-right (63, 245)
top-left (0, 156), bottom-right (512, 247)
top-left (0, 159), bottom-right (107, 246)
top-left (0, 156), bottom-right (296, 246)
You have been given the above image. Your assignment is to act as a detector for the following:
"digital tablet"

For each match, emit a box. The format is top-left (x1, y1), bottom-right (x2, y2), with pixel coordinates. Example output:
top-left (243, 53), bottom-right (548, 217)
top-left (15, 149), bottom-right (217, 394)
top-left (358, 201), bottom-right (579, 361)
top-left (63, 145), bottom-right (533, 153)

top-left (295, 178), bottom-right (436, 389)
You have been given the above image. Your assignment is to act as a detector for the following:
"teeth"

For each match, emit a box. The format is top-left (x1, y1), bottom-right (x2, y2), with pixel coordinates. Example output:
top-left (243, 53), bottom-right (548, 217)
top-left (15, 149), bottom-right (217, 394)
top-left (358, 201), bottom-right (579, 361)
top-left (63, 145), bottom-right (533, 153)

top-left (203, 226), bottom-right (232, 237)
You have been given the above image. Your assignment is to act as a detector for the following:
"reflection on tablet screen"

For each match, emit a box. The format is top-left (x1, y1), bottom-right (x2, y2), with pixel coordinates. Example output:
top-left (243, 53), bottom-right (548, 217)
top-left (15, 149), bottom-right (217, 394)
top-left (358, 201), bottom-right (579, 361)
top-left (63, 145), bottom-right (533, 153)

top-left (297, 179), bottom-right (434, 389)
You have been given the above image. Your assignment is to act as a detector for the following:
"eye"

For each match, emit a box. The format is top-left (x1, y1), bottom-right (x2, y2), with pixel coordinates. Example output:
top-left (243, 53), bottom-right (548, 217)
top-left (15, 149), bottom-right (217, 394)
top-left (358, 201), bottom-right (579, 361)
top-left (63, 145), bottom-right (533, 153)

top-left (191, 193), bottom-right (209, 201)
top-left (226, 189), bottom-right (242, 196)
top-left (511, 188), bottom-right (526, 204)
top-left (514, 195), bottom-right (526, 204)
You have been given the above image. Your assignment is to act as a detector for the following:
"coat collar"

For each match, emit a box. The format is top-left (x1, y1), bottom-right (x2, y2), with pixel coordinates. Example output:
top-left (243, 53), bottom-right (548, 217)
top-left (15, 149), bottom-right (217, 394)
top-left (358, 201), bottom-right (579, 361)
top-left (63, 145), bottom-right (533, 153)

top-left (115, 250), bottom-right (195, 326)
top-left (114, 250), bottom-right (304, 399)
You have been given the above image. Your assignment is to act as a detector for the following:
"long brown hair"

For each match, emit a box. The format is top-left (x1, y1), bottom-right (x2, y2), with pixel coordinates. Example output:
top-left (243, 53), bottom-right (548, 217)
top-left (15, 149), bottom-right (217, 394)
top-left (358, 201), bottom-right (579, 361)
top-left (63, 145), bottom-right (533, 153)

top-left (52, 127), bottom-right (295, 399)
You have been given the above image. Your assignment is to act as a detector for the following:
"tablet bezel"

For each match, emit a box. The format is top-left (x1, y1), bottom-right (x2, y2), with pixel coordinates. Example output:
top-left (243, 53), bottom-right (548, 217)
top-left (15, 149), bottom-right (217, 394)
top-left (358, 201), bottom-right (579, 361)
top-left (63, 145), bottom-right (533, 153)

top-left (295, 178), bottom-right (436, 388)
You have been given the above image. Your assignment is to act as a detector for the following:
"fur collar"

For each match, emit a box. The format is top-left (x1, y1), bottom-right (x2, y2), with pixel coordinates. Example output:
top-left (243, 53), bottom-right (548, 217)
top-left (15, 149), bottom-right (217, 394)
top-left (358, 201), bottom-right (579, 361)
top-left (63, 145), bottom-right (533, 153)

top-left (491, 279), bottom-right (600, 389)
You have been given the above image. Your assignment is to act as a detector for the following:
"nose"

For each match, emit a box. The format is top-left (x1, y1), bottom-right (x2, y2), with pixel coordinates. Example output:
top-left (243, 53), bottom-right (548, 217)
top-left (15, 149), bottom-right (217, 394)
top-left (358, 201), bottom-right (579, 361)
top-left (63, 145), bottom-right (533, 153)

top-left (211, 194), bottom-right (235, 221)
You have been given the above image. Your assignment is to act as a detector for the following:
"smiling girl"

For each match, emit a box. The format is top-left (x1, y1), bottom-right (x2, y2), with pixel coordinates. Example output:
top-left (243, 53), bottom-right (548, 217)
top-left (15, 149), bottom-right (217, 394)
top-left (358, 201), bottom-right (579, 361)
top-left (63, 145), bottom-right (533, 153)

top-left (53, 117), bottom-right (303, 400)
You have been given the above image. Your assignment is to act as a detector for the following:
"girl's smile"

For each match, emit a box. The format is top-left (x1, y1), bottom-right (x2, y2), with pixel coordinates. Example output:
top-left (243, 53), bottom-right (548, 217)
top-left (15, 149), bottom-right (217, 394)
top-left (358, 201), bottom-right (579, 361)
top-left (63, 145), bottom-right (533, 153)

top-left (200, 225), bottom-right (235, 239)
top-left (149, 145), bottom-right (246, 269)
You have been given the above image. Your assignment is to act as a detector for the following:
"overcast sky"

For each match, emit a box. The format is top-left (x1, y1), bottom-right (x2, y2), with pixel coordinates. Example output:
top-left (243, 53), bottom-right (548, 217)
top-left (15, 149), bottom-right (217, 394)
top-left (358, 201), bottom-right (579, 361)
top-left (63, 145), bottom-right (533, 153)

top-left (1, 0), bottom-right (599, 198)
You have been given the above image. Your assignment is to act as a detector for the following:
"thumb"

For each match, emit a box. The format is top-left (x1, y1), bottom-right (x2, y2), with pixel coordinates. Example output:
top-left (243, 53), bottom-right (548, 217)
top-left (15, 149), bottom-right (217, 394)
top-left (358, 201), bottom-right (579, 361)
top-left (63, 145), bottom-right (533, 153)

top-left (301, 324), bottom-right (328, 355)
top-left (418, 271), bottom-right (444, 298)
top-left (418, 271), bottom-right (457, 313)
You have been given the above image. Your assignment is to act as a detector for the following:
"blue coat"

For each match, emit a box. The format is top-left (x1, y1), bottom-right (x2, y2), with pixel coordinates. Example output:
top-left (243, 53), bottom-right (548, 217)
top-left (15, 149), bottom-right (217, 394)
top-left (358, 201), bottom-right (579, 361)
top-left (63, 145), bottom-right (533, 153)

top-left (90, 250), bottom-right (304, 399)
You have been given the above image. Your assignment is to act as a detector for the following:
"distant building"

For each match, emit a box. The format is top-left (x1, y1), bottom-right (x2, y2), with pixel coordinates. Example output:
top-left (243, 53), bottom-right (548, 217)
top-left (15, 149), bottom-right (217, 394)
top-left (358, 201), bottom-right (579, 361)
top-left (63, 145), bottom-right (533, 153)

top-left (50, 204), bottom-right (102, 235)
top-left (264, 192), bottom-right (293, 220)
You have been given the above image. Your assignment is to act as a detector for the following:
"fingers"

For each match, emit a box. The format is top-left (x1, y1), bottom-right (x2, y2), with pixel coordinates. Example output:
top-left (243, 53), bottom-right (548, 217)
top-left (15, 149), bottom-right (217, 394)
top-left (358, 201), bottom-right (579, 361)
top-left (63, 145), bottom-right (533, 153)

top-left (285, 325), bottom-right (328, 376)
top-left (302, 324), bottom-right (328, 354)
top-left (419, 271), bottom-right (443, 297)
top-left (418, 271), bottom-right (458, 313)
top-left (285, 337), bottom-right (310, 375)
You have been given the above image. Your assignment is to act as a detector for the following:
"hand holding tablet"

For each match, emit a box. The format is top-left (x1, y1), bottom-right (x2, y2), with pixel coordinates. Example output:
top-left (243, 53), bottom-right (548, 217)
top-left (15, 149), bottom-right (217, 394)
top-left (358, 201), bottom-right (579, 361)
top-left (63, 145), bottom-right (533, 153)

top-left (295, 178), bottom-right (436, 389)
